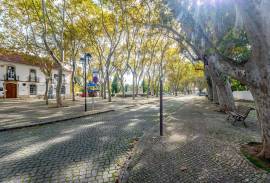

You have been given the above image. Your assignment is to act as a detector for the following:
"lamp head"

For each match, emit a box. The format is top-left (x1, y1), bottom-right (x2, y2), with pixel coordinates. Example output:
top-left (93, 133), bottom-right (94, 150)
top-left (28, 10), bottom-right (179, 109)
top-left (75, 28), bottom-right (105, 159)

top-left (85, 53), bottom-right (92, 61)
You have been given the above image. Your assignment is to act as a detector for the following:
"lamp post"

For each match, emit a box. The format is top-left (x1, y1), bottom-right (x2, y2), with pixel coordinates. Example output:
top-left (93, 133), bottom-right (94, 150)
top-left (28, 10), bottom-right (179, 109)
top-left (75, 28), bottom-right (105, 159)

top-left (80, 53), bottom-right (92, 112)
top-left (160, 60), bottom-right (164, 136)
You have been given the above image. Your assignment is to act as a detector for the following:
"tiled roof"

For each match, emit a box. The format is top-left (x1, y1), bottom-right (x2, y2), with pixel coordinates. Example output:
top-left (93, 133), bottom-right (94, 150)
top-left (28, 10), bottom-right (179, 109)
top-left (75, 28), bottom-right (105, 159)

top-left (0, 54), bottom-right (43, 67)
top-left (0, 49), bottom-right (72, 72)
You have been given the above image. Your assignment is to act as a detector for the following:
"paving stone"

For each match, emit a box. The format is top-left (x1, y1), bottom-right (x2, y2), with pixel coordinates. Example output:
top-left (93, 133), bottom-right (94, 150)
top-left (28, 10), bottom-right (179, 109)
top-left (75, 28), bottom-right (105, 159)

top-left (0, 102), bottom-right (158, 183)
top-left (125, 97), bottom-right (269, 183)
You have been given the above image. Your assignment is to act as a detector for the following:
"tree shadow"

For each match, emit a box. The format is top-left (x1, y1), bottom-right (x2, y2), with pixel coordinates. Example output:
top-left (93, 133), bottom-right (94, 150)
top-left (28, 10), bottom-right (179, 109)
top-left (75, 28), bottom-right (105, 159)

top-left (0, 106), bottom-right (158, 182)
top-left (127, 97), bottom-right (266, 183)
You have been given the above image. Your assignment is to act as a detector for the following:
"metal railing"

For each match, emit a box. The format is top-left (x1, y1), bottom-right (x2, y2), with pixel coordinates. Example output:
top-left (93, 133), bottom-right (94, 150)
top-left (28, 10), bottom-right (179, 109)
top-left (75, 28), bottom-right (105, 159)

top-left (28, 75), bottom-right (39, 82)
top-left (51, 78), bottom-right (66, 84)
top-left (3, 74), bottom-right (19, 81)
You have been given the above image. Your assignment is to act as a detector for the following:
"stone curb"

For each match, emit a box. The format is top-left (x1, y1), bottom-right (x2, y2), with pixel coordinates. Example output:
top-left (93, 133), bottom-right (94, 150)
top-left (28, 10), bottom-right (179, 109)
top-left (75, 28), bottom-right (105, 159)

top-left (0, 109), bottom-right (115, 132)
top-left (118, 102), bottom-right (179, 183)
top-left (119, 123), bottom-right (161, 183)
top-left (0, 101), bottom-right (159, 132)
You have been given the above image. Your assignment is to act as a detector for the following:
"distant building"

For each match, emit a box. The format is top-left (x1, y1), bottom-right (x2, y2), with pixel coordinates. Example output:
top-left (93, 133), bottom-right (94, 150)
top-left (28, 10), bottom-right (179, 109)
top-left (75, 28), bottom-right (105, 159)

top-left (0, 53), bottom-right (71, 99)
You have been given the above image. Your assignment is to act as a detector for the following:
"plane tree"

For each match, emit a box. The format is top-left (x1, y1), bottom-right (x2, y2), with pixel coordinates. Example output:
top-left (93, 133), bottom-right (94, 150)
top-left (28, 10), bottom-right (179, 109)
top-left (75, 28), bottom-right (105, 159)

top-left (165, 0), bottom-right (270, 159)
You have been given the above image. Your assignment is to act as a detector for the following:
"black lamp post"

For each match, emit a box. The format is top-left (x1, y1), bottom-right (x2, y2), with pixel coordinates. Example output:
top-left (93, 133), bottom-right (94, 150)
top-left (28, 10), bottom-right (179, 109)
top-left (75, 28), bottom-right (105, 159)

top-left (160, 60), bottom-right (164, 136)
top-left (80, 53), bottom-right (92, 112)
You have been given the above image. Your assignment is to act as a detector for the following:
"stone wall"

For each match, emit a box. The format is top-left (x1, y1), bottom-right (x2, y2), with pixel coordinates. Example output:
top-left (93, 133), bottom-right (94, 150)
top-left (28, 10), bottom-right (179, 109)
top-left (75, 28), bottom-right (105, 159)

top-left (233, 91), bottom-right (254, 101)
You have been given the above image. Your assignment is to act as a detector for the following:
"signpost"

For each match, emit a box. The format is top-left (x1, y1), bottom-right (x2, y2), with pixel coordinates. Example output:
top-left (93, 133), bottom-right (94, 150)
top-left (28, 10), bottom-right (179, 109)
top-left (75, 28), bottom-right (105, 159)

top-left (88, 69), bottom-right (99, 110)
top-left (80, 53), bottom-right (92, 112)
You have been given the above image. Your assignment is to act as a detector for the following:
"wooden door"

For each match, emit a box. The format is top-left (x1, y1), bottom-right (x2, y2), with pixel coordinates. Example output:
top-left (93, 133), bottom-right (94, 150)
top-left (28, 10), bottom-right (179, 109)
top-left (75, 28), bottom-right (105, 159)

top-left (6, 83), bottom-right (17, 98)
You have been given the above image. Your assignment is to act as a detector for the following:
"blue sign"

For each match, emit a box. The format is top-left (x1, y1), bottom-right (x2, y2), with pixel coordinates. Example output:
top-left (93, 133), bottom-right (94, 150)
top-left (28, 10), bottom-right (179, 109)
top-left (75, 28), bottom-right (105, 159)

top-left (93, 69), bottom-right (99, 84)
top-left (88, 82), bottom-right (96, 87)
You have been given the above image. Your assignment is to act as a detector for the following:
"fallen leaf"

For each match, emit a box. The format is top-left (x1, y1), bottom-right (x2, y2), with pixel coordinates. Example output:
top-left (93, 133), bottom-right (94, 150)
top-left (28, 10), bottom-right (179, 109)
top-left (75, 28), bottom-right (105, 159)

top-left (180, 166), bottom-right (188, 171)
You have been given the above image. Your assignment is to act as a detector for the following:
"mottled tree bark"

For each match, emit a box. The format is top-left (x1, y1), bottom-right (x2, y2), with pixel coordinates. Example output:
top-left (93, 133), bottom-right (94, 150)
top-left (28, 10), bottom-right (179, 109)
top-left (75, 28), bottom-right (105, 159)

top-left (71, 60), bottom-right (76, 101)
top-left (103, 81), bottom-right (106, 99)
top-left (235, 0), bottom-right (270, 159)
top-left (212, 82), bottom-right (219, 104)
top-left (132, 73), bottom-right (135, 100)
top-left (56, 66), bottom-right (63, 107)
top-left (44, 77), bottom-right (49, 105)
top-left (147, 75), bottom-right (151, 98)
top-left (121, 80), bottom-right (125, 97)
top-left (205, 69), bottom-right (213, 101)
top-left (100, 83), bottom-right (104, 98)
top-left (106, 69), bottom-right (111, 102)
top-left (251, 87), bottom-right (270, 158)
top-left (208, 56), bottom-right (236, 112)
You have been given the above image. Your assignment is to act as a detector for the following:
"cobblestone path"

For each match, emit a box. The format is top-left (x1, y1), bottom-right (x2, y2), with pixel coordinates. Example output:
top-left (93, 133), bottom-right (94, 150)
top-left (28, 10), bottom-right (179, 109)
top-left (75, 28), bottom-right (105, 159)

top-left (0, 103), bottom-right (160, 183)
top-left (126, 96), bottom-right (270, 183)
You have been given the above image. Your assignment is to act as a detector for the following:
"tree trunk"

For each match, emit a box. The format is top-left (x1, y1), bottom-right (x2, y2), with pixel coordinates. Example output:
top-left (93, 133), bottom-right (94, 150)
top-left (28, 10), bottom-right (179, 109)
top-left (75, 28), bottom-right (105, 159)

top-left (208, 56), bottom-right (235, 112)
top-left (216, 79), bottom-right (235, 112)
top-left (152, 85), bottom-right (155, 97)
top-left (100, 82), bottom-right (103, 98)
top-left (147, 75), bottom-right (151, 98)
top-left (234, 1), bottom-right (270, 159)
top-left (56, 66), bottom-right (63, 107)
top-left (103, 81), bottom-right (106, 99)
top-left (132, 73), bottom-right (135, 100)
top-left (44, 77), bottom-right (49, 105)
top-left (250, 87), bottom-right (270, 159)
top-left (156, 82), bottom-right (159, 97)
top-left (135, 75), bottom-right (139, 97)
top-left (106, 70), bottom-right (111, 102)
top-left (71, 60), bottom-right (76, 101)
top-left (212, 80), bottom-right (219, 104)
top-left (207, 80), bottom-right (213, 101)
top-left (121, 80), bottom-right (125, 97)
top-left (205, 69), bottom-right (213, 101)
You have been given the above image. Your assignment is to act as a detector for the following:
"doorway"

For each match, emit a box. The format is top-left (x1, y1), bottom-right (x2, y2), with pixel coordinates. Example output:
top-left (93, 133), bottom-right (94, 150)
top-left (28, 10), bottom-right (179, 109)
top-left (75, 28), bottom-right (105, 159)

top-left (5, 83), bottom-right (17, 98)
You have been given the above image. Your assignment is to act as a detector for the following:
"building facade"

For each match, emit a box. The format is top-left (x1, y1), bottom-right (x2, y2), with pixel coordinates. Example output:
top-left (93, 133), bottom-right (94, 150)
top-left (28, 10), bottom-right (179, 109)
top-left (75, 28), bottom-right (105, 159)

top-left (0, 55), bottom-right (71, 99)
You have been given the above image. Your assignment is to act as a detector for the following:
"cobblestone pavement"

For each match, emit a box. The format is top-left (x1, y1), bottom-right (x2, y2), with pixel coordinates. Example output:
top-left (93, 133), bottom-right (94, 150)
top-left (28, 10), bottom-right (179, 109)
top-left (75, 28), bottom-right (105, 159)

top-left (126, 96), bottom-right (270, 183)
top-left (0, 101), bottom-right (161, 183)
top-left (0, 97), bottom-right (158, 130)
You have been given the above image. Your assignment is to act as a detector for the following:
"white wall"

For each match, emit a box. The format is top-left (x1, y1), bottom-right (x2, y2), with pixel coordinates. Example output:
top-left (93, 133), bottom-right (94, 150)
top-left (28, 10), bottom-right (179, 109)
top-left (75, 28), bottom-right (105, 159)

top-left (233, 91), bottom-right (254, 101)
top-left (0, 61), bottom-right (46, 82)
top-left (0, 63), bottom-right (5, 80)
top-left (0, 60), bottom-right (71, 97)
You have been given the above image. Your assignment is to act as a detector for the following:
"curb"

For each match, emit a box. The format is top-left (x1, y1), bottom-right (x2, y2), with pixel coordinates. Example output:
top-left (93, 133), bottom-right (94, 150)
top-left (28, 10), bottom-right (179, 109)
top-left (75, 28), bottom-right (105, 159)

top-left (0, 102), bottom-right (158, 132)
top-left (0, 109), bottom-right (114, 132)
top-left (118, 102), bottom-right (179, 182)
top-left (118, 123), bottom-right (161, 183)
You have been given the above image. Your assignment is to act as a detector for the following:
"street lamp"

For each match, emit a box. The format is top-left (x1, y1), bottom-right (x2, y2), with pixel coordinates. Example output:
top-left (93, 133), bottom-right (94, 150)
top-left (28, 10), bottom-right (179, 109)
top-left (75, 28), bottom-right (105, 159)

top-left (80, 53), bottom-right (92, 112)
top-left (160, 60), bottom-right (164, 136)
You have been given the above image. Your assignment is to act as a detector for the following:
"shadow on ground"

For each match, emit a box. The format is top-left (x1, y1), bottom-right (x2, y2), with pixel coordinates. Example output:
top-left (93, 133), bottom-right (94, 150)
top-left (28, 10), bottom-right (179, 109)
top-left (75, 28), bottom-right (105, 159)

top-left (0, 103), bottom-right (160, 182)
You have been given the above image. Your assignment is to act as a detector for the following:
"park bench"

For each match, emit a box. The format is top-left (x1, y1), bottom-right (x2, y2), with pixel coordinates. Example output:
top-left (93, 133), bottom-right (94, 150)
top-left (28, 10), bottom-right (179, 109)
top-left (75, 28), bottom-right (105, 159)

top-left (226, 106), bottom-right (255, 127)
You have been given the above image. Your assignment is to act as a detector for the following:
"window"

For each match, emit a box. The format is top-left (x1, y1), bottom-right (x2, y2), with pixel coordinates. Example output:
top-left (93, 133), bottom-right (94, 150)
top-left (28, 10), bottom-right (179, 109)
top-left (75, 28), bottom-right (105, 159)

top-left (29, 69), bottom-right (36, 81)
top-left (29, 84), bottom-right (37, 95)
top-left (61, 85), bottom-right (66, 94)
top-left (54, 74), bottom-right (66, 84)
top-left (7, 66), bottom-right (15, 80)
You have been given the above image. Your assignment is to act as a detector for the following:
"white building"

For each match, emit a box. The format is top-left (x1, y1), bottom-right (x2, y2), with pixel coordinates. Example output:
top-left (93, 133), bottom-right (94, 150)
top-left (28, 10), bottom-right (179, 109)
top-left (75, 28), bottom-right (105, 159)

top-left (0, 54), bottom-right (71, 99)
